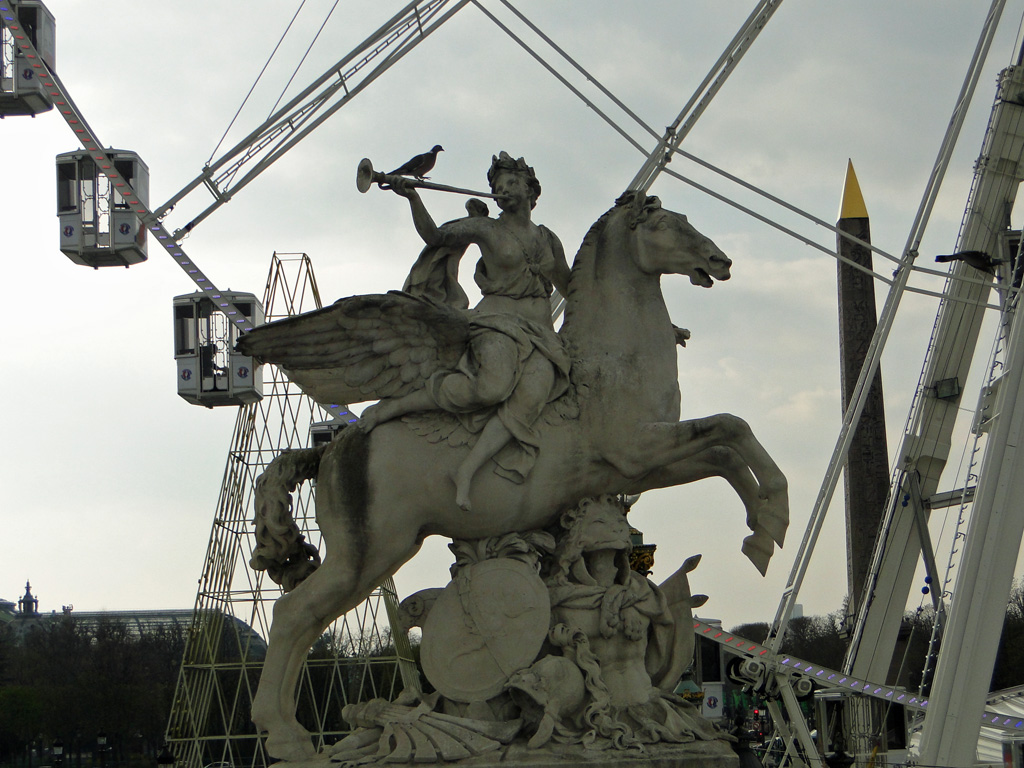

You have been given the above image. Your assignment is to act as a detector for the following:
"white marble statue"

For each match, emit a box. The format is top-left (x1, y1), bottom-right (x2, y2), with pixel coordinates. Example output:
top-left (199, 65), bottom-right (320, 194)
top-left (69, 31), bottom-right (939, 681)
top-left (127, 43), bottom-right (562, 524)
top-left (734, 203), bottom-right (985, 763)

top-left (237, 156), bottom-right (788, 761)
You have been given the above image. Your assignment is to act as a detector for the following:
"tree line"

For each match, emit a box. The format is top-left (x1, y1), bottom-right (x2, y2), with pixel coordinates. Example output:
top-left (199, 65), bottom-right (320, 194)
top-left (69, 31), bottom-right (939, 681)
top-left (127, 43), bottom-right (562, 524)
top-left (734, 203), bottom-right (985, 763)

top-left (0, 616), bottom-right (410, 768)
top-left (0, 617), bottom-right (184, 768)
top-left (731, 577), bottom-right (1024, 694)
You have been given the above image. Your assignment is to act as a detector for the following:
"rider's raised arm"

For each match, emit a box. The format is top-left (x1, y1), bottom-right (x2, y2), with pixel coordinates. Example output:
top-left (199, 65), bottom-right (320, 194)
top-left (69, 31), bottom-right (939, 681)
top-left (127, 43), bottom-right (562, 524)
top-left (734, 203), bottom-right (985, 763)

top-left (392, 178), bottom-right (486, 248)
top-left (391, 179), bottom-right (444, 246)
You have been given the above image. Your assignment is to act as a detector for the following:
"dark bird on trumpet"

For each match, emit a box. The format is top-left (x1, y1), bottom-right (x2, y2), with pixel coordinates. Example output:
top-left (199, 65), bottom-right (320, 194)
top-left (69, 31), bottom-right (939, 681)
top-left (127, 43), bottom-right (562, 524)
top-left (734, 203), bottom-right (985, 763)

top-left (388, 145), bottom-right (444, 180)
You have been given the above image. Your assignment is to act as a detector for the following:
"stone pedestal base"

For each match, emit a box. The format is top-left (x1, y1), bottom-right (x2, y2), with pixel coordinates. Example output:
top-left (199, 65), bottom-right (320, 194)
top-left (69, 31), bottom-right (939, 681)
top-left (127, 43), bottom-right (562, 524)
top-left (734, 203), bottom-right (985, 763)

top-left (493, 739), bottom-right (740, 768)
top-left (282, 738), bottom-right (739, 768)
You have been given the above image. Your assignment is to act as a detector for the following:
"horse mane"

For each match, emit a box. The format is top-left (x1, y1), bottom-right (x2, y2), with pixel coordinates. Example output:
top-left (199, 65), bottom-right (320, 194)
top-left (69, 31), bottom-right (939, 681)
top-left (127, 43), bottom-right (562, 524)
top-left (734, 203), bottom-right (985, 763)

top-left (563, 191), bottom-right (662, 330)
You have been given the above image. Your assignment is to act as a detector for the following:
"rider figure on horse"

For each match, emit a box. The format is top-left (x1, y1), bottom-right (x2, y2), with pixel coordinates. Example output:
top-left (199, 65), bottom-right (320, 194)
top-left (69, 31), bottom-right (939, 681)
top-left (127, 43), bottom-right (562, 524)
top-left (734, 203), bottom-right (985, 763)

top-left (359, 152), bottom-right (572, 511)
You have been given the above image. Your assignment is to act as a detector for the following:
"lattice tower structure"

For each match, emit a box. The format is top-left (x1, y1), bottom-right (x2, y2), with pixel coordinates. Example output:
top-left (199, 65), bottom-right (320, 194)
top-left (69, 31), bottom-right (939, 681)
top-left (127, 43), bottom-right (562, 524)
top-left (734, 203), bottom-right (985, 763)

top-left (165, 253), bottom-right (417, 768)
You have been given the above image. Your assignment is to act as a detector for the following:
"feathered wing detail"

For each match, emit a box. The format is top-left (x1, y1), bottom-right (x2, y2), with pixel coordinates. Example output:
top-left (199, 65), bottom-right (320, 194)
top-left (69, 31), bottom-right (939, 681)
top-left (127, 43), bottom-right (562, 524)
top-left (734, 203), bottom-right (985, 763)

top-left (235, 291), bottom-right (470, 407)
top-left (402, 410), bottom-right (475, 447)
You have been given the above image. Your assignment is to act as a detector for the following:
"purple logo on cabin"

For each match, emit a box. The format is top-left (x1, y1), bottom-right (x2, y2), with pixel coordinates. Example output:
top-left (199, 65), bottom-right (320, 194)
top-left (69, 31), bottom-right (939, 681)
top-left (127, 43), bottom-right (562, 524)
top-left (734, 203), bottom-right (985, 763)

top-left (63, 225), bottom-right (74, 237)
top-left (118, 223), bottom-right (131, 236)
top-left (21, 68), bottom-right (34, 82)
top-left (237, 366), bottom-right (250, 379)
top-left (706, 696), bottom-right (719, 709)
top-left (180, 369), bottom-right (192, 381)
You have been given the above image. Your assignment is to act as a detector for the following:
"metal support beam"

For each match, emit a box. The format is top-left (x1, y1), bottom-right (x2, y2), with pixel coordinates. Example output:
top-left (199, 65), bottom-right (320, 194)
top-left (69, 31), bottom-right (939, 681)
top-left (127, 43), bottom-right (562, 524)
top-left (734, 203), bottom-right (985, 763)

top-left (845, 11), bottom-right (1017, 682)
top-left (629, 0), bottom-right (785, 193)
top-left (694, 619), bottom-right (1024, 733)
top-left (918, 299), bottom-right (1024, 765)
top-left (779, 681), bottom-right (824, 767)
top-left (908, 473), bottom-right (943, 615)
top-left (764, 698), bottom-right (810, 768)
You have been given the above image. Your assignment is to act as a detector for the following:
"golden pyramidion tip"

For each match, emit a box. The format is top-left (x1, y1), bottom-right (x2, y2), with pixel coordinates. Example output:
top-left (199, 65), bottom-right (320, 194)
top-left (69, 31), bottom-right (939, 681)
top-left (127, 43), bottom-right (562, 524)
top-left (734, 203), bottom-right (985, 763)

top-left (840, 159), bottom-right (869, 220)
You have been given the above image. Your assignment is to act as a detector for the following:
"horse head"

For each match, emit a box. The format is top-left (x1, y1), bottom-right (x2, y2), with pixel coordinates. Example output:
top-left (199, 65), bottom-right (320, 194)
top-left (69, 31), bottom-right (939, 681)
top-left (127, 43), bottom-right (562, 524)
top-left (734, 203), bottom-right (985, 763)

top-left (563, 191), bottom-right (733, 358)
top-left (616, 190), bottom-right (732, 287)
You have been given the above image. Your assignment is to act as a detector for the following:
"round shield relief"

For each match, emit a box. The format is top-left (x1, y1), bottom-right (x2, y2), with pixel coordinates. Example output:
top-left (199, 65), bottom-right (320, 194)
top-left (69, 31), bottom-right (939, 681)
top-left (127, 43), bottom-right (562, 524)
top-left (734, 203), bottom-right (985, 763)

top-left (420, 558), bottom-right (551, 702)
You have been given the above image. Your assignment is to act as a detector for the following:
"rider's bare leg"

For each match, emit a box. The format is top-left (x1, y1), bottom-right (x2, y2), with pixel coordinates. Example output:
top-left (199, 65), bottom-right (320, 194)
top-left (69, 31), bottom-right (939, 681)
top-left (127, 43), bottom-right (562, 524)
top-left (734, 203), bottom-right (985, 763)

top-left (453, 415), bottom-right (512, 511)
top-left (358, 389), bottom-right (436, 432)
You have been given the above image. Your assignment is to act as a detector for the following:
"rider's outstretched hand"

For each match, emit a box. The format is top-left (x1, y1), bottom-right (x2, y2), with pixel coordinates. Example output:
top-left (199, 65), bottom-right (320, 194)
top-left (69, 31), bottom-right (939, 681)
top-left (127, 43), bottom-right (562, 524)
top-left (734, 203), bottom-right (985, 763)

top-left (389, 176), bottom-right (419, 199)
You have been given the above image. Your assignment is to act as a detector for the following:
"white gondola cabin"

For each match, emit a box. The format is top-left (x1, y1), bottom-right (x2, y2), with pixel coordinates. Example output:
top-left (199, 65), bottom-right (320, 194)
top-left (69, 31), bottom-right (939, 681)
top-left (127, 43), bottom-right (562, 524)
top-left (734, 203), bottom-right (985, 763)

top-left (309, 416), bottom-right (356, 448)
top-left (57, 149), bottom-right (149, 267)
top-left (173, 292), bottom-right (264, 407)
top-left (0, 0), bottom-right (55, 117)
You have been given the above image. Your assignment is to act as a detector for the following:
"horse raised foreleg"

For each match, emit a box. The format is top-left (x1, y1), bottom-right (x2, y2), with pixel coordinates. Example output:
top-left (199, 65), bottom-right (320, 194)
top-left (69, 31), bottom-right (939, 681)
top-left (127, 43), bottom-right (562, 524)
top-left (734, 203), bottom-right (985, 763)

top-left (634, 444), bottom-right (782, 575)
top-left (612, 415), bottom-right (788, 563)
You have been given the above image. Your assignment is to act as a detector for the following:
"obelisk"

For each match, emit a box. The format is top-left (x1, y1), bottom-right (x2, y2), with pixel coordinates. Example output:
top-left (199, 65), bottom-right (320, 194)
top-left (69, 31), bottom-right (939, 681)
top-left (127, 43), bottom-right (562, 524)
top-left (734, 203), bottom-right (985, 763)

top-left (836, 161), bottom-right (889, 619)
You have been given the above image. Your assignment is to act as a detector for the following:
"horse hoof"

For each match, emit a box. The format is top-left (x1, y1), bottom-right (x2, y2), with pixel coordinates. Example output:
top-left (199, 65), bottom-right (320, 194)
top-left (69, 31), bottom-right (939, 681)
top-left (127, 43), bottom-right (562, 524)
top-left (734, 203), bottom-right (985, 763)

top-left (265, 727), bottom-right (318, 763)
top-left (741, 533), bottom-right (772, 576)
top-left (265, 741), bottom-right (317, 763)
top-left (759, 513), bottom-right (788, 547)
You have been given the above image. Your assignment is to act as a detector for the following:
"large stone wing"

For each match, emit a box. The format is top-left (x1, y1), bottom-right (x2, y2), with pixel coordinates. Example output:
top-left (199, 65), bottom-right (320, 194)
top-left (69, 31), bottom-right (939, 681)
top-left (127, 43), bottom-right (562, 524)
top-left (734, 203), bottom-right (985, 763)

top-left (235, 291), bottom-right (469, 406)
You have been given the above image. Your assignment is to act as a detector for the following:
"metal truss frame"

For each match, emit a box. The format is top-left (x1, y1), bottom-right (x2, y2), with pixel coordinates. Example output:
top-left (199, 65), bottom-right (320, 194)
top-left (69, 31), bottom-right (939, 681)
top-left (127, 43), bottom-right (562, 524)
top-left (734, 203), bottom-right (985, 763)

top-left (164, 253), bottom-right (417, 768)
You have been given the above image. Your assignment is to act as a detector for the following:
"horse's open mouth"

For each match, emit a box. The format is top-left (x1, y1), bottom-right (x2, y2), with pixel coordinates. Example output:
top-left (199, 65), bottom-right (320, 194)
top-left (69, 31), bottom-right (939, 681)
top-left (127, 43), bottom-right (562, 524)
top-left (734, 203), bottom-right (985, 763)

top-left (691, 268), bottom-right (715, 288)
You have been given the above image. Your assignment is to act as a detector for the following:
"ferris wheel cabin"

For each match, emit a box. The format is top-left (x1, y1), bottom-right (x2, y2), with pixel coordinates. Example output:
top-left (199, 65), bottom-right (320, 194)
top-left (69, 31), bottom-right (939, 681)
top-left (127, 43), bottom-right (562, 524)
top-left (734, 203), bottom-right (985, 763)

top-left (56, 149), bottom-right (149, 267)
top-left (173, 292), bottom-right (264, 408)
top-left (0, 0), bottom-right (55, 117)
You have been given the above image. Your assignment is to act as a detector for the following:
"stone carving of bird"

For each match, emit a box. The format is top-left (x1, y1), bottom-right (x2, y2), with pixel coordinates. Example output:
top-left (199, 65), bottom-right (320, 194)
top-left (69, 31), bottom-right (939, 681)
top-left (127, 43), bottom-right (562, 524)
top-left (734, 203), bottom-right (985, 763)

top-left (388, 145), bottom-right (444, 180)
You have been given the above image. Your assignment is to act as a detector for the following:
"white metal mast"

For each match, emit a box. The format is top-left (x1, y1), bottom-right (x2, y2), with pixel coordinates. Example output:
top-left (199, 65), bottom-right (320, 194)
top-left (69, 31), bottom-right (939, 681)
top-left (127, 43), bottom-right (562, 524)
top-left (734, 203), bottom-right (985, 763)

top-left (845, 25), bottom-right (1024, 686)
top-left (919, 287), bottom-right (1024, 766)
top-left (917, 57), bottom-right (1024, 768)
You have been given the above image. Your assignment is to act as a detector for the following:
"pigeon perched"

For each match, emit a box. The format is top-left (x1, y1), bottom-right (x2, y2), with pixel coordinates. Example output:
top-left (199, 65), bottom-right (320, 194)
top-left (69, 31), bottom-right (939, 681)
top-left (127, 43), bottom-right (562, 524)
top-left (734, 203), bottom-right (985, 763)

top-left (935, 249), bottom-right (998, 274)
top-left (388, 145), bottom-right (444, 180)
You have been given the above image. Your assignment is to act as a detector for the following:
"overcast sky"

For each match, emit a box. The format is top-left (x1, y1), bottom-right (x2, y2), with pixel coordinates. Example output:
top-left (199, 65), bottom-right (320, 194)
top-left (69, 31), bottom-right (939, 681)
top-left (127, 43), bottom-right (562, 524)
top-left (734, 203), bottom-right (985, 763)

top-left (3, 0), bottom-right (1022, 631)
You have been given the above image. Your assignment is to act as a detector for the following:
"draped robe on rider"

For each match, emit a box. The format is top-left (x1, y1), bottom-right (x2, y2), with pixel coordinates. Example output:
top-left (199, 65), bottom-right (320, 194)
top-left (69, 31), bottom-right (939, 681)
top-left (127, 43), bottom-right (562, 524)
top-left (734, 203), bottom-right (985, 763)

top-left (401, 216), bottom-right (571, 483)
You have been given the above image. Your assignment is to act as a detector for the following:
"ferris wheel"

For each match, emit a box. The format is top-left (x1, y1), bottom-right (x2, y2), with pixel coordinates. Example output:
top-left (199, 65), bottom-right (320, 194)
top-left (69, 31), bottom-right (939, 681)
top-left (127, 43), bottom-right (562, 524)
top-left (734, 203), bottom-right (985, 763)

top-left (7, 1), bottom-right (1024, 766)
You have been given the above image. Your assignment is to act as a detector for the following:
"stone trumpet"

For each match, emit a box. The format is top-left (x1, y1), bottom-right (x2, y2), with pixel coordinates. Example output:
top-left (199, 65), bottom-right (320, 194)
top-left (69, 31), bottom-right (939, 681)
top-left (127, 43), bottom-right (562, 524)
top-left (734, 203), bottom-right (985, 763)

top-left (356, 158), bottom-right (508, 200)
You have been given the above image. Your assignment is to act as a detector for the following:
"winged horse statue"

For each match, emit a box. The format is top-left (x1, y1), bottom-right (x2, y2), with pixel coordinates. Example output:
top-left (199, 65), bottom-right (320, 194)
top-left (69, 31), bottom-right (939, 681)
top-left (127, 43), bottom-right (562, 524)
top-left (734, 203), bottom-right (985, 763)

top-left (235, 189), bottom-right (788, 761)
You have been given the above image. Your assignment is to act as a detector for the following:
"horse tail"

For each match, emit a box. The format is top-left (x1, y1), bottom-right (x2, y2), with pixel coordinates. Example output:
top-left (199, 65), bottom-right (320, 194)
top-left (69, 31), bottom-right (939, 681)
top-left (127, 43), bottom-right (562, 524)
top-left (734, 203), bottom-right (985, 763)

top-left (251, 445), bottom-right (326, 592)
